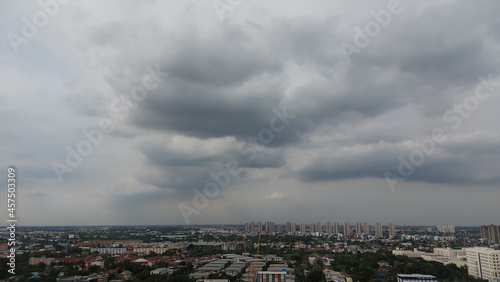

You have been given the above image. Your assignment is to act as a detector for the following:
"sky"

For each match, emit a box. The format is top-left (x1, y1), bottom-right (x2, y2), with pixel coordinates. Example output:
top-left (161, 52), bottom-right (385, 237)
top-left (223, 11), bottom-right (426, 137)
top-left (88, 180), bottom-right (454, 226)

top-left (1, 0), bottom-right (499, 226)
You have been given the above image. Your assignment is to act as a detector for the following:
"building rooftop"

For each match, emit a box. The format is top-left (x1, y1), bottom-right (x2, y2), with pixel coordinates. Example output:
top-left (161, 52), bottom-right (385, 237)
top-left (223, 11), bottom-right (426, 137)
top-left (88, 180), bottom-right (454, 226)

top-left (397, 273), bottom-right (438, 281)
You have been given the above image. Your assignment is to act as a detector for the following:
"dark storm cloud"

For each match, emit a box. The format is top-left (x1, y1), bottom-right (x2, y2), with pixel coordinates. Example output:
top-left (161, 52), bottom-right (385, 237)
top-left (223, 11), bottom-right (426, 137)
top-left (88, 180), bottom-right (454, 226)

top-left (77, 17), bottom-right (336, 146)
top-left (113, 2), bottom-right (499, 146)
top-left (399, 41), bottom-right (488, 84)
top-left (129, 77), bottom-right (286, 139)
top-left (139, 141), bottom-right (286, 169)
top-left (297, 133), bottom-right (500, 185)
top-left (3, 0), bottom-right (500, 225)
top-left (285, 80), bottom-right (402, 127)
top-left (111, 17), bottom-right (408, 146)
top-left (164, 24), bottom-right (283, 87)
top-left (138, 166), bottom-right (210, 191)
top-left (343, 1), bottom-right (500, 118)
top-left (296, 143), bottom-right (402, 182)
top-left (91, 1), bottom-right (500, 191)
top-left (136, 137), bottom-right (285, 193)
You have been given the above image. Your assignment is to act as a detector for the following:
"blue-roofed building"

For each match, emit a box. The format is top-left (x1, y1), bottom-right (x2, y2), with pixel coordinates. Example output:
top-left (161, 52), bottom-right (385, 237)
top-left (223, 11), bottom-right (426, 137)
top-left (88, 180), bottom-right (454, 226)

top-left (28, 272), bottom-right (41, 279)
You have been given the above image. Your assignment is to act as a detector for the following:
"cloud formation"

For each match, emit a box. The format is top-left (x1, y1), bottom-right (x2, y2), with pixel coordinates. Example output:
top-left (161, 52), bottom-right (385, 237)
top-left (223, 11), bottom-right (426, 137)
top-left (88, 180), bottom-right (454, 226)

top-left (1, 0), bottom-right (499, 225)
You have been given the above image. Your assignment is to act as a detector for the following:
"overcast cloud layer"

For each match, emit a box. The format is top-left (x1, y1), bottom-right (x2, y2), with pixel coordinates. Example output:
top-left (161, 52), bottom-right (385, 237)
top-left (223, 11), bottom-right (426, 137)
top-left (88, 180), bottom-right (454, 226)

top-left (1, 0), bottom-right (499, 226)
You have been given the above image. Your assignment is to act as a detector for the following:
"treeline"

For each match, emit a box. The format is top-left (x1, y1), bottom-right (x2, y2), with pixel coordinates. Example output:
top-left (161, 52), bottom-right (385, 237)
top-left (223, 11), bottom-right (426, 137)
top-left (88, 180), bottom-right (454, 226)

top-left (331, 250), bottom-right (486, 282)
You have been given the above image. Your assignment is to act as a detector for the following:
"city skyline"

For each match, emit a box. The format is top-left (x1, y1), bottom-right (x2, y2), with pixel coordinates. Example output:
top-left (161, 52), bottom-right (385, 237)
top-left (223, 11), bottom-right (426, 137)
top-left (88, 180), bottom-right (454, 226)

top-left (0, 223), bottom-right (491, 281)
top-left (1, 1), bottom-right (500, 226)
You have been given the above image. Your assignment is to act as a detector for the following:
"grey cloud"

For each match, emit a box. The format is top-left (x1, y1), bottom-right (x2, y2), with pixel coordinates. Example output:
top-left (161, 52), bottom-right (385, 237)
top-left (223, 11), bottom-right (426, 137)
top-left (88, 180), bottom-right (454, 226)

top-left (165, 24), bottom-right (283, 87)
top-left (297, 133), bottom-right (500, 185)
top-left (128, 76), bottom-right (301, 145)
top-left (139, 140), bottom-right (286, 169)
top-left (65, 87), bottom-right (111, 117)
top-left (135, 136), bottom-right (286, 195)
top-left (3, 0), bottom-right (500, 225)
top-left (135, 165), bottom-right (247, 199)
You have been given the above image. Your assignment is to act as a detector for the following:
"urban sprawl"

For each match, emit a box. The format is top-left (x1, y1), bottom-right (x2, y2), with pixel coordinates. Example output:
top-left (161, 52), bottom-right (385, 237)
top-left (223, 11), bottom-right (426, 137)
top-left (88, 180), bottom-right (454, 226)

top-left (1, 223), bottom-right (499, 282)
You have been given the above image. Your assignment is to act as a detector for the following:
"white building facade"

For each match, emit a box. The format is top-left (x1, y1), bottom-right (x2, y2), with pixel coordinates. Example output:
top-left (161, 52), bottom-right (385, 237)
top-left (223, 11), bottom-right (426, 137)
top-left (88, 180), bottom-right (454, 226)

top-left (466, 247), bottom-right (500, 280)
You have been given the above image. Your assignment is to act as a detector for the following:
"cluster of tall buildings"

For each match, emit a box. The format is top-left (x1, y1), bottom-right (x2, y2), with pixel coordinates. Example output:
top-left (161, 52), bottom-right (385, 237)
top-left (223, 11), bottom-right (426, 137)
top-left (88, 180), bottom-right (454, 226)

top-left (244, 221), bottom-right (279, 234)
top-left (481, 224), bottom-right (500, 243)
top-left (244, 221), bottom-right (397, 238)
top-left (436, 225), bottom-right (456, 233)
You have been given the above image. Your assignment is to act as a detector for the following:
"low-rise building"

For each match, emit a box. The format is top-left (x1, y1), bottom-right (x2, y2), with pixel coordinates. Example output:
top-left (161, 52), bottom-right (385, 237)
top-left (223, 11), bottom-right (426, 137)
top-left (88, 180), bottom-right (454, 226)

top-left (150, 267), bottom-right (174, 275)
top-left (89, 247), bottom-right (127, 255)
top-left (393, 248), bottom-right (428, 258)
top-left (119, 270), bottom-right (132, 280)
top-left (59, 276), bottom-right (98, 282)
top-left (323, 269), bottom-right (347, 282)
top-left (433, 247), bottom-right (466, 257)
top-left (397, 274), bottom-right (437, 282)
top-left (263, 254), bottom-right (283, 262)
top-left (90, 260), bottom-right (104, 268)
top-left (257, 270), bottom-right (287, 282)
top-left (29, 256), bottom-right (56, 265)
top-left (133, 247), bottom-right (169, 254)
